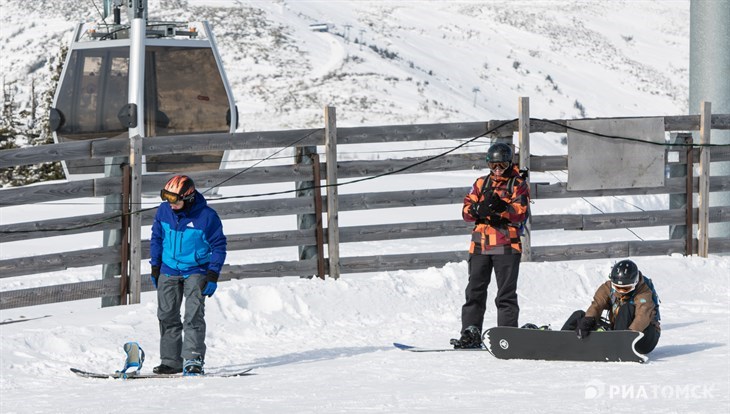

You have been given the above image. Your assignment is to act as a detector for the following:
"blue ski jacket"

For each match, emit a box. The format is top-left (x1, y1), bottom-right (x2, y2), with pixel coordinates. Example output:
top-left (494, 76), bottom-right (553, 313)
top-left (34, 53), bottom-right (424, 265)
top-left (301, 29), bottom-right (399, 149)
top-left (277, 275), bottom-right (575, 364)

top-left (150, 191), bottom-right (227, 277)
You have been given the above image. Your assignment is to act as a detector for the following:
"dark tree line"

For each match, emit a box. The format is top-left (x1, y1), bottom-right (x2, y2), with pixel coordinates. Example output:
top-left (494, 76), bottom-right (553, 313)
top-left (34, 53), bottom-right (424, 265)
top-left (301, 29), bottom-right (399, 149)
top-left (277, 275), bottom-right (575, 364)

top-left (1, 46), bottom-right (66, 188)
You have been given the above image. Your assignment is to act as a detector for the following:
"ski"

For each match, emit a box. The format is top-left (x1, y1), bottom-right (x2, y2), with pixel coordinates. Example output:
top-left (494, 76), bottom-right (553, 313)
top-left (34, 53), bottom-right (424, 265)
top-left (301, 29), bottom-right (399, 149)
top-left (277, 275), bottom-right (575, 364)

top-left (70, 367), bottom-right (253, 379)
top-left (393, 342), bottom-right (487, 352)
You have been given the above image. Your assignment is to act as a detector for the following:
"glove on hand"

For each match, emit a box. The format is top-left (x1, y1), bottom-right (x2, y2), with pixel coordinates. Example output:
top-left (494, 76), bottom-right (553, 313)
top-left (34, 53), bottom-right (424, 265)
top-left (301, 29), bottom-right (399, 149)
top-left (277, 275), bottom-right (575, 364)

top-left (487, 213), bottom-right (509, 227)
top-left (201, 270), bottom-right (219, 297)
top-left (487, 194), bottom-right (509, 213)
top-left (151, 266), bottom-right (160, 289)
top-left (576, 316), bottom-right (596, 339)
top-left (469, 202), bottom-right (490, 220)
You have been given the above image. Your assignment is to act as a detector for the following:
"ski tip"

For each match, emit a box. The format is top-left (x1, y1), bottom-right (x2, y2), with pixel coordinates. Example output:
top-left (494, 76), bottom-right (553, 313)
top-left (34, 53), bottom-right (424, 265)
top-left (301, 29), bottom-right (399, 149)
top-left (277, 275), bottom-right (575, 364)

top-left (393, 342), bottom-right (415, 350)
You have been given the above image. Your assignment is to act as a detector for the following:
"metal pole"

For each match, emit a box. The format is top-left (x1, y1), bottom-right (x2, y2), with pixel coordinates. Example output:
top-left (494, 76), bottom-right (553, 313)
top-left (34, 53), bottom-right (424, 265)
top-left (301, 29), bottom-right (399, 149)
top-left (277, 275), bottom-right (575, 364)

top-left (690, 0), bottom-right (730, 240)
top-left (127, 17), bottom-right (146, 303)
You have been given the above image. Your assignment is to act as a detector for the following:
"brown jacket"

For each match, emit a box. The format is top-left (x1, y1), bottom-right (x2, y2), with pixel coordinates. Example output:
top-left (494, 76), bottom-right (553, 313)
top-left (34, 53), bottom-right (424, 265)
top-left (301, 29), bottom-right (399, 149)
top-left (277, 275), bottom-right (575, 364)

top-left (585, 276), bottom-right (661, 332)
top-left (462, 166), bottom-right (530, 255)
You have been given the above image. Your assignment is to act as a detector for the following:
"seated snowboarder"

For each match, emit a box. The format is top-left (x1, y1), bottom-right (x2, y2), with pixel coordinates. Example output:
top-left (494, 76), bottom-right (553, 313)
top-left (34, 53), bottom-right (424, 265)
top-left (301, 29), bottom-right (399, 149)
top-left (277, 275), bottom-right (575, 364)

top-left (561, 259), bottom-right (661, 354)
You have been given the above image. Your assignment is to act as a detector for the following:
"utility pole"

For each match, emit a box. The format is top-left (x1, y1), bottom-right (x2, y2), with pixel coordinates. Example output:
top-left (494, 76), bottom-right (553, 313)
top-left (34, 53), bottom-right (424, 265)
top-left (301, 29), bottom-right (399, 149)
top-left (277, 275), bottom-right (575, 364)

top-left (127, 0), bottom-right (146, 304)
top-left (344, 24), bottom-right (351, 43)
top-left (472, 87), bottom-right (480, 108)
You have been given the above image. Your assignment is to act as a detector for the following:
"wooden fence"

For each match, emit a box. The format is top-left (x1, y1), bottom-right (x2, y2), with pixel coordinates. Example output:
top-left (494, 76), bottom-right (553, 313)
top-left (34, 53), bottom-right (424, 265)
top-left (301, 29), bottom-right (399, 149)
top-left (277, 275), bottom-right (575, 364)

top-left (1, 101), bottom-right (730, 309)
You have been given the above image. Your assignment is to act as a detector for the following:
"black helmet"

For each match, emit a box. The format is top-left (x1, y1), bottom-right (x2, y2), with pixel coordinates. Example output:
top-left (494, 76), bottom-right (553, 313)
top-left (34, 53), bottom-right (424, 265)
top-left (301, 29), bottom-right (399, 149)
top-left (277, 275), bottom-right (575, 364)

top-left (610, 260), bottom-right (639, 287)
top-left (486, 143), bottom-right (513, 165)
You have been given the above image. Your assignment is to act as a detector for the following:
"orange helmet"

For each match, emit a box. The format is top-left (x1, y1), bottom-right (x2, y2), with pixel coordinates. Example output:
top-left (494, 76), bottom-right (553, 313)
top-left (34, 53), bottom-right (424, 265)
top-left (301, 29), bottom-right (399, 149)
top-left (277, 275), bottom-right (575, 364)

top-left (160, 175), bottom-right (196, 203)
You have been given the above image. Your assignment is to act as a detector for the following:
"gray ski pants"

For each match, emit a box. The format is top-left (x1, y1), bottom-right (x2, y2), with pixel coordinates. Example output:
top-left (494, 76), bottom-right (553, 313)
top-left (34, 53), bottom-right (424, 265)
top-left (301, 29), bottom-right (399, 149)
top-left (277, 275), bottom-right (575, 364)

top-left (157, 273), bottom-right (207, 368)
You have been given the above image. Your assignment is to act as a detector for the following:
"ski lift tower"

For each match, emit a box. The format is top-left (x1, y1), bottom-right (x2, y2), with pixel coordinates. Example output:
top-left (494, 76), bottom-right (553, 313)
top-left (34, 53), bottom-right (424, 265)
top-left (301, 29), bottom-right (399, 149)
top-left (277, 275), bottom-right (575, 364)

top-left (50, 0), bottom-right (238, 305)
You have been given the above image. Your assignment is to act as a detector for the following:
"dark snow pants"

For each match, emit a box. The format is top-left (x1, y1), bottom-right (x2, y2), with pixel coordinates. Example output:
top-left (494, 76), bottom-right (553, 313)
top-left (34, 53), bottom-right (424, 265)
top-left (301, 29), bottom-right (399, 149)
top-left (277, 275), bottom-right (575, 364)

top-left (461, 253), bottom-right (521, 332)
top-left (157, 273), bottom-right (207, 369)
top-left (561, 307), bottom-right (660, 354)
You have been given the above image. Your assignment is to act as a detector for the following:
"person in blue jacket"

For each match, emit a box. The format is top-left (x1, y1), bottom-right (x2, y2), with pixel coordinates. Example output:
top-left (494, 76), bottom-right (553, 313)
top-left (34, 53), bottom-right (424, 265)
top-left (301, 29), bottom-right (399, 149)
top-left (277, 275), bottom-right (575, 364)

top-left (150, 175), bottom-right (226, 376)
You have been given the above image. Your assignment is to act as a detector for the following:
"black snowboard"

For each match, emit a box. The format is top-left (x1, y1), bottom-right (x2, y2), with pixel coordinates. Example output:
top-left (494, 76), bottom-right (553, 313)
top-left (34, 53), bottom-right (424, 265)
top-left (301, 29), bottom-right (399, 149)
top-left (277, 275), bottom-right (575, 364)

top-left (484, 327), bottom-right (647, 363)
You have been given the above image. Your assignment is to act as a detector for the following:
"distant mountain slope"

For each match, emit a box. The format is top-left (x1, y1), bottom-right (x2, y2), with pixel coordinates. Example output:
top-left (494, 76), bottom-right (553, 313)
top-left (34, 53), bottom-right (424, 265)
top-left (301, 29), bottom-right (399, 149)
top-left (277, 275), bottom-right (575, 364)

top-left (0, 0), bottom-right (688, 132)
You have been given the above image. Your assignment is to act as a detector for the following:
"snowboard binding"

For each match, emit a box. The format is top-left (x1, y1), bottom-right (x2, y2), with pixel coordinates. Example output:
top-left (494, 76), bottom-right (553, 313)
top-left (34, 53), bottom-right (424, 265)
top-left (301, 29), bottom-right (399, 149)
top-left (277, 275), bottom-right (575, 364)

top-left (450, 325), bottom-right (484, 349)
top-left (116, 342), bottom-right (145, 378)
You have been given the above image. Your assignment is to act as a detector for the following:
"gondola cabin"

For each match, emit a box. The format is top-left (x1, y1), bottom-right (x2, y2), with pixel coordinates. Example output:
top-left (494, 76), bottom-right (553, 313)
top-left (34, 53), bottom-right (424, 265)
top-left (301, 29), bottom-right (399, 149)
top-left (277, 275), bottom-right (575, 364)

top-left (50, 15), bottom-right (237, 176)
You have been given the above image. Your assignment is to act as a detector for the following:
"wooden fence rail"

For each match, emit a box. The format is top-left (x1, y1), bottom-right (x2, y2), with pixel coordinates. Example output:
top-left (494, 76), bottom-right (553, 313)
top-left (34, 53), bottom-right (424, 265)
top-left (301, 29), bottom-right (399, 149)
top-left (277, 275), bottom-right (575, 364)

top-left (2, 105), bottom-right (730, 309)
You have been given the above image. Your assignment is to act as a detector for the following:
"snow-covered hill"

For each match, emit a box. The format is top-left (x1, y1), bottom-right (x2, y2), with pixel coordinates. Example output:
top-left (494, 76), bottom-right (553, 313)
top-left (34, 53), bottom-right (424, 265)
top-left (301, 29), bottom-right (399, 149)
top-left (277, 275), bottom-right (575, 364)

top-left (1, 0), bottom-right (689, 132)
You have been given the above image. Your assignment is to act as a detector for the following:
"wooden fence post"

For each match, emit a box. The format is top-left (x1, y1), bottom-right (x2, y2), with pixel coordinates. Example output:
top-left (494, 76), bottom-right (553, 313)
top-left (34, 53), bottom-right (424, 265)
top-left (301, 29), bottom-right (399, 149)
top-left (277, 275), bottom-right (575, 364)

top-left (295, 146), bottom-right (318, 265)
top-left (518, 97), bottom-right (531, 262)
top-left (120, 162), bottom-right (131, 305)
top-left (685, 135), bottom-right (694, 256)
top-left (668, 133), bottom-right (693, 256)
top-left (325, 106), bottom-right (341, 279)
top-left (101, 157), bottom-right (125, 307)
top-left (129, 135), bottom-right (143, 303)
top-left (311, 153), bottom-right (326, 279)
top-left (698, 102), bottom-right (711, 257)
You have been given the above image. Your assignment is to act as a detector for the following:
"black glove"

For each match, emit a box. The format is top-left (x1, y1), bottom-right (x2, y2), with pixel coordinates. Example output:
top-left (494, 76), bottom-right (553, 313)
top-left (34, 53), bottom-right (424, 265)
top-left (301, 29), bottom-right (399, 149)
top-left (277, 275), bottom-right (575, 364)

top-left (487, 213), bottom-right (509, 227)
top-left (201, 270), bottom-right (219, 297)
top-left (487, 193), bottom-right (509, 213)
top-left (576, 316), bottom-right (596, 339)
top-left (469, 201), bottom-right (490, 220)
top-left (151, 266), bottom-right (160, 289)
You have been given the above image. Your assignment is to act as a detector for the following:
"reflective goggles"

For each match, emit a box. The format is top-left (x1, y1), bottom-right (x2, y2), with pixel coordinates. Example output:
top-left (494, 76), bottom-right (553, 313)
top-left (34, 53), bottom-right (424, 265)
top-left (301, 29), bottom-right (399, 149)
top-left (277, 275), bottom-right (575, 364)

top-left (611, 282), bottom-right (636, 294)
top-left (488, 161), bottom-right (510, 170)
top-left (160, 189), bottom-right (193, 204)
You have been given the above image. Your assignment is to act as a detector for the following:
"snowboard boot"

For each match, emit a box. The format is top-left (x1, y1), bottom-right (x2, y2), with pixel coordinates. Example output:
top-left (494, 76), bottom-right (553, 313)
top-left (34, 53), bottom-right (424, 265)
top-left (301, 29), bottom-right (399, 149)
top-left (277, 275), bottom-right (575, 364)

top-left (153, 364), bottom-right (182, 375)
top-left (450, 325), bottom-right (482, 349)
top-left (183, 358), bottom-right (205, 376)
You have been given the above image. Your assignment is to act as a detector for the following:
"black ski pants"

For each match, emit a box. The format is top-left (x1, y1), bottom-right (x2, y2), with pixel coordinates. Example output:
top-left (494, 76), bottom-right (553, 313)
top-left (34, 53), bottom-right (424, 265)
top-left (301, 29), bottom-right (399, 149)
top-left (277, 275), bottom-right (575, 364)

top-left (561, 307), bottom-right (660, 354)
top-left (461, 253), bottom-right (521, 332)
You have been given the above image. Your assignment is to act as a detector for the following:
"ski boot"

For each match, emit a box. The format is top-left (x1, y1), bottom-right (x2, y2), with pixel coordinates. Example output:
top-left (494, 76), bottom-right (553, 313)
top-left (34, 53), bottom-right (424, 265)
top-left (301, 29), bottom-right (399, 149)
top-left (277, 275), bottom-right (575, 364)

top-left (153, 364), bottom-right (182, 374)
top-left (450, 325), bottom-right (483, 349)
top-left (183, 357), bottom-right (205, 376)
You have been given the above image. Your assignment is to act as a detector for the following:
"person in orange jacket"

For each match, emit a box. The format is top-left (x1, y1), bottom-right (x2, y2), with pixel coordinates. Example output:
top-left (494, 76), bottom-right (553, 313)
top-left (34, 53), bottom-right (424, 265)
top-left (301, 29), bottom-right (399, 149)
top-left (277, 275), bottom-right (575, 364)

top-left (451, 143), bottom-right (530, 349)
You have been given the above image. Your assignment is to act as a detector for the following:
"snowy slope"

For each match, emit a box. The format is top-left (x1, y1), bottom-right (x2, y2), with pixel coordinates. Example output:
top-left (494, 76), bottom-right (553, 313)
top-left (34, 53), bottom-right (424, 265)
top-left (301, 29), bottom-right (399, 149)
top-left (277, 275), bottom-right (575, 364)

top-left (1, 253), bottom-right (728, 413)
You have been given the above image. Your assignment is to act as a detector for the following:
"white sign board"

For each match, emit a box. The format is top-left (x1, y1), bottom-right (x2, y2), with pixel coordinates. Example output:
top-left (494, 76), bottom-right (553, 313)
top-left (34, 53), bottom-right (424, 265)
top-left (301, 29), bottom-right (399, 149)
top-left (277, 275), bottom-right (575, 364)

top-left (567, 118), bottom-right (666, 191)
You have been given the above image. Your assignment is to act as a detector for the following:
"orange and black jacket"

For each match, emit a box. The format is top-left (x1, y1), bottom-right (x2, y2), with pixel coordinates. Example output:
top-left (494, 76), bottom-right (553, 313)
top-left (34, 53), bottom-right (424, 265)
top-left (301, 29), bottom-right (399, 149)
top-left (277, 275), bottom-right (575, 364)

top-left (463, 165), bottom-right (530, 255)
